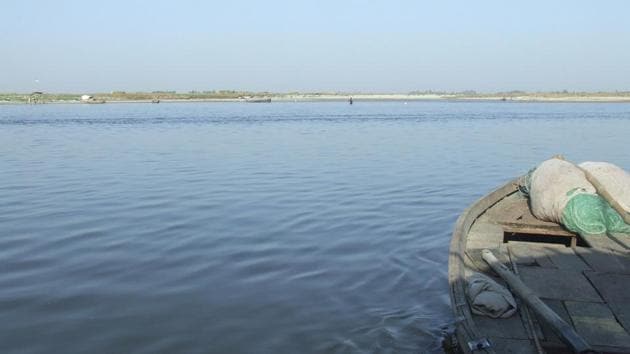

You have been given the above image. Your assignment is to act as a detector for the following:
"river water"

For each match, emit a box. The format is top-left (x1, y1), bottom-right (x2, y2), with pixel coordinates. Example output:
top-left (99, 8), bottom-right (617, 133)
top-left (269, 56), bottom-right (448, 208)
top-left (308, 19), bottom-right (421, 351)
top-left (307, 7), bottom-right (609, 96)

top-left (1, 101), bottom-right (629, 353)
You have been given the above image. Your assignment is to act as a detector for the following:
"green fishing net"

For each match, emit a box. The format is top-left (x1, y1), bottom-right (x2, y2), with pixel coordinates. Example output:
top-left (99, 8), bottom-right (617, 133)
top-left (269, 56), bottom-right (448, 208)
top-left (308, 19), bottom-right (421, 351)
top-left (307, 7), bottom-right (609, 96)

top-left (561, 192), bottom-right (630, 236)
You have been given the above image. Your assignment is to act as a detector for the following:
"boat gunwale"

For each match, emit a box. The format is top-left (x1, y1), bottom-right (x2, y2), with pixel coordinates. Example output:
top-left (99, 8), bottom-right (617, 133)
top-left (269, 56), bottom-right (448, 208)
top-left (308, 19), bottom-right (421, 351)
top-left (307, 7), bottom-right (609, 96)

top-left (447, 178), bottom-right (520, 353)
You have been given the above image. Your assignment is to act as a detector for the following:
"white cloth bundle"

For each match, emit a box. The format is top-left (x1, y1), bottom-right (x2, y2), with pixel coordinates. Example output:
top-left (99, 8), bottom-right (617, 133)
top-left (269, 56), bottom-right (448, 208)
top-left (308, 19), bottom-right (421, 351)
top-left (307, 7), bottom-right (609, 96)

top-left (529, 158), bottom-right (596, 223)
top-left (467, 273), bottom-right (517, 318)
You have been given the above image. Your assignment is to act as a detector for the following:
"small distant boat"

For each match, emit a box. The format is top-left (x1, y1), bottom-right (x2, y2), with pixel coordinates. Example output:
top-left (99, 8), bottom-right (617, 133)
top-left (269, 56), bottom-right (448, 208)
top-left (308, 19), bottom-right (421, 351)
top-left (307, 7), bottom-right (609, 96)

top-left (245, 97), bottom-right (272, 103)
top-left (152, 99), bottom-right (160, 104)
top-left (81, 95), bottom-right (105, 104)
top-left (85, 99), bottom-right (106, 104)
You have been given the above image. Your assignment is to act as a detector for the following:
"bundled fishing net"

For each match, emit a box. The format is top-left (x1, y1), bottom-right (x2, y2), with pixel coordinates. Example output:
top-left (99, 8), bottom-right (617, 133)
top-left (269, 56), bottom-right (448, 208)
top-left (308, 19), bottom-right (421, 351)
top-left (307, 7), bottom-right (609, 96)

top-left (562, 192), bottom-right (630, 236)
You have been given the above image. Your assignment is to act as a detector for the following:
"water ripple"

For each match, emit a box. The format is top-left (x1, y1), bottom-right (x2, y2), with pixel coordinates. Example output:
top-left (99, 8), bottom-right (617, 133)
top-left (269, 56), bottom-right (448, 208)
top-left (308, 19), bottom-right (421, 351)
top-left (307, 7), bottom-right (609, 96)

top-left (1, 101), bottom-right (629, 353)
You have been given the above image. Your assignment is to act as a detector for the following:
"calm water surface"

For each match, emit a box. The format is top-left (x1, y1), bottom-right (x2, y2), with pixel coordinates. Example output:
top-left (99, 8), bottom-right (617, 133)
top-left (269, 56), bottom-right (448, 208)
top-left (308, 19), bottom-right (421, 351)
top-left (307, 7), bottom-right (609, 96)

top-left (1, 101), bottom-right (629, 353)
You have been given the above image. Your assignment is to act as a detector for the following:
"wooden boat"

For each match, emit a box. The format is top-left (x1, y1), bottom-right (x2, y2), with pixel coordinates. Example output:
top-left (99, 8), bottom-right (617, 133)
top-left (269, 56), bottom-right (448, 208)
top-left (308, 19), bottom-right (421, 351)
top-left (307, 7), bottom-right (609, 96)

top-left (245, 97), bottom-right (271, 103)
top-left (448, 177), bottom-right (630, 353)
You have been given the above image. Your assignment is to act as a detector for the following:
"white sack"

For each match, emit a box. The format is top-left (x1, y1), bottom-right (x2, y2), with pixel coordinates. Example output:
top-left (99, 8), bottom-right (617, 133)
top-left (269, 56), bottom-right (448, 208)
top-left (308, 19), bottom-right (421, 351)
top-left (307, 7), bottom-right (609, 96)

top-left (529, 158), bottom-right (596, 223)
top-left (579, 161), bottom-right (630, 215)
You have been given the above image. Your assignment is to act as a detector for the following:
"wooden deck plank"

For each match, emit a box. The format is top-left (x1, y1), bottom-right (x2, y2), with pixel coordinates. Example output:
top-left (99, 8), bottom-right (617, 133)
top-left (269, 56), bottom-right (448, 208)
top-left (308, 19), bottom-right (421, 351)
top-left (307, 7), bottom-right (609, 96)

top-left (575, 248), bottom-right (627, 273)
top-left (466, 248), bottom-right (510, 275)
top-left (484, 193), bottom-right (573, 236)
top-left (487, 338), bottom-right (537, 354)
top-left (465, 249), bottom-right (493, 274)
top-left (565, 301), bottom-right (630, 348)
top-left (609, 303), bottom-right (630, 338)
top-left (587, 235), bottom-right (630, 257)
top-left (585, 272), bottom-right (630, 304)
top-left (507, 243), bottom-right (556, 267)
top-left (517, 266), bottom-right (603, 302)
top-left (584, 272), bottom-right (630, 331)
top-left (473, 240), bottom-right (518, 276)
top-left (575, 237), bottom-right (630, 273)
top-left (507, 242), bottom-right (591, 270)
top-left (471, 314), bottom-right (529, 340)
top-left (543, 245), bottom-right (592, 271)
top-left (537, 299), bottom-right (572, 345)
top-left (502, 224), bottom-right (576, 238)
top-left (609, 233), bottom-right (630, 250)
top-left (466, 222), bottom-right (505, 250)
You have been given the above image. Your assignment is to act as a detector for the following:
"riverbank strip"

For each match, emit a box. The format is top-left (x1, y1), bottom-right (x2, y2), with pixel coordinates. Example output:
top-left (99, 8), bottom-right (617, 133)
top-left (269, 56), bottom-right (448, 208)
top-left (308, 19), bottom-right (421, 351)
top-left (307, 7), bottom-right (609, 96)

top-left (3, 92), bottom-right (630, 104)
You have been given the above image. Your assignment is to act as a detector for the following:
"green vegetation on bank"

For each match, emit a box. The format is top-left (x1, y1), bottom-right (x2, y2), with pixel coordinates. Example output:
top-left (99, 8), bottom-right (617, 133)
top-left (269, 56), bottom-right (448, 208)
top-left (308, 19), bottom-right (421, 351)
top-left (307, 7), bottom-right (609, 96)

top-left (2, 90), bottom-right (630, 104)
top-left (0, 90), bottom-right (270, 103)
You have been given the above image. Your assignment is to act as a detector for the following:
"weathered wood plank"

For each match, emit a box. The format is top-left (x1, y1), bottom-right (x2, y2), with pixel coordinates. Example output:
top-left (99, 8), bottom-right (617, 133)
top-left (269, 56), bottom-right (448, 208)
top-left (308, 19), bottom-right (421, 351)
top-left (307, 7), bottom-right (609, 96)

top-left (467, 222), bottom-right (505, 250)
top-left (507, 242), bottom-right (591, 270)
top-left (466, 248), bottom-right (509, 274)
top-left (588, 235), bottom-right (630, 257)
top-left (584, 272), bottom-right (630, 331)
top-left (502, 224), bottom-right (576, 237)
top-left (537, 299), bottom-right (573, 345)
top-left (575, 237), bottom-right (630, 273)
top-left (488, 193), bottom-right (531, 223)
top-left (606, 302), bottom-right (630, 342)
top-left (584, 272), bottom-right (630, 304)
top-left (471, 313), bottom-right (529, 340)
top-left (508, 243), bottom-right (555, 267)
top-left (608, 233), bottom-right (630, 250)
top-left (543, 245), bottom-right (591, 271)
top-left (517, 266), bottom-right (603, 302)
top-left (565, 301), bottom-right (630, 348)
top-left (485, 193), bottom-right (572, 235)
top-left (488, 338), bottom-right (538, 354)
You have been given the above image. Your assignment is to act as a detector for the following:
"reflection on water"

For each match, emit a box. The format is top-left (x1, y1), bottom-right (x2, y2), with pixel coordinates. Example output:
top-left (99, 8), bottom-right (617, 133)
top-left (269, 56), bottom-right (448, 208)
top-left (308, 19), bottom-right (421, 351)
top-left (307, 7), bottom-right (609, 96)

top-left (1, 101), bottom-right (629, 353)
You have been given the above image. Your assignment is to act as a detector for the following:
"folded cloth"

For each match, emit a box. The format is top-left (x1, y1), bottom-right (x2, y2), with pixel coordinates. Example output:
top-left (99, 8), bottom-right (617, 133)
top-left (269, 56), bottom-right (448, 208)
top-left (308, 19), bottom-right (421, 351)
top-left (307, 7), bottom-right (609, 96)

top-left (466, 272), bottom-right (517, 318)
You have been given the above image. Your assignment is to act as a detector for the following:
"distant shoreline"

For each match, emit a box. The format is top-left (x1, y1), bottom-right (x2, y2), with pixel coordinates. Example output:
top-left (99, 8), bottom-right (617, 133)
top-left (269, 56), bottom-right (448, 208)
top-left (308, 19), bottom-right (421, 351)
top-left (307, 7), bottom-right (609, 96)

top-left (3, 92), bottom-right (630, 104)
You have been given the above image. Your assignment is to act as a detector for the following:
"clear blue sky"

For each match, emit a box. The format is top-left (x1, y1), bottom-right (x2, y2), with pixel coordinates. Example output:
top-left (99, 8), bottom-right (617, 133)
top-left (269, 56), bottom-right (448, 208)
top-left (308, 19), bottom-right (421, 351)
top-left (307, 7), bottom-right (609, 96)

top-left (2, 0), bottom-right (630, 93)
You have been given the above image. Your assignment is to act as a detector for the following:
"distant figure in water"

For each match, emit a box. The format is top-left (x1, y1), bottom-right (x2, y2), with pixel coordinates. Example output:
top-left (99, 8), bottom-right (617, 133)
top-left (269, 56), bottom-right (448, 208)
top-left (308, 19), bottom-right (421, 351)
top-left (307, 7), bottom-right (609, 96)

top-left (349, 97), bottom-right (353, 105)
